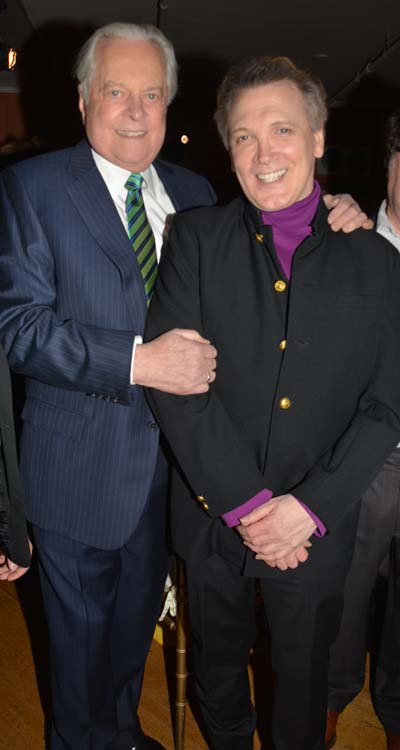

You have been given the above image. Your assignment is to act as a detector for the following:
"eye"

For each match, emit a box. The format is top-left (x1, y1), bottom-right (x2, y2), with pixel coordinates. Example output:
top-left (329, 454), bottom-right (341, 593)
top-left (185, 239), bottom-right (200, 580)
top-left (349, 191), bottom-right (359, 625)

top-left (237, 134), bottom-right (249, 143)
top-left (277, 127), bottom-right (291, 135)
top-left (146, 92), bottom-right (159, 101)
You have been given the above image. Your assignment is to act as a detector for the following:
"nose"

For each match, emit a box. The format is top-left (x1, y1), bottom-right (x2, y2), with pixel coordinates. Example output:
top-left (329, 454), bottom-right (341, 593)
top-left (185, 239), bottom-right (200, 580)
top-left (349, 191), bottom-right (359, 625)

top-left (255, 138), bottom-right (274, 163)
top-left (126, 93), bottom-right (145, 120)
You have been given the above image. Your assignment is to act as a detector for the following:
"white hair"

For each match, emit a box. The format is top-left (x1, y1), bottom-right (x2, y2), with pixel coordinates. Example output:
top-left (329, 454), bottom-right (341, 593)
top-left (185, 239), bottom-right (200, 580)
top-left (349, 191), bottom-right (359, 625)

top-left (75, 21), bottom-right (178, 104)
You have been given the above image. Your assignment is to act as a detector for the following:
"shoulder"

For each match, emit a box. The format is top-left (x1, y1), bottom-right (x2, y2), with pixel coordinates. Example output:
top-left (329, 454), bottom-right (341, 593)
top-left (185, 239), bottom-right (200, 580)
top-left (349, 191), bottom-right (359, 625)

top-left (1, 145), bottom-right (74, 181)
top-left (171, 197), bottom-right (245, 232)
top-left (155, 158), bottom-right (208, 185)
top-left (331, 225), bottom-right (399, 265)
top-left (155, 158), bottom-right (217, 204)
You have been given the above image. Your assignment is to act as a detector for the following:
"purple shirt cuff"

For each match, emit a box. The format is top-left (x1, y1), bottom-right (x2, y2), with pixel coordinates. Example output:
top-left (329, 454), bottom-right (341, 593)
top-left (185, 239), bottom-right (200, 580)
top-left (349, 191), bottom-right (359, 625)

top-left (222, 489), bottom-right (273, 527)
top-left (222, 489), bottom-right (327, 537)
top-left (297, 501), bottom-right (327, 537)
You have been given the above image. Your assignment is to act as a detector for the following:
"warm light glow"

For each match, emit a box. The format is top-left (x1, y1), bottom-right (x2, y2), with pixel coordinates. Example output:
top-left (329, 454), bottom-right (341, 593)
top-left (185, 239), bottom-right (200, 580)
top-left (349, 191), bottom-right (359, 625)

top-left (180, 134), bottom-right (189, 144)
top-left (8, 48), bottom-right (17, 70)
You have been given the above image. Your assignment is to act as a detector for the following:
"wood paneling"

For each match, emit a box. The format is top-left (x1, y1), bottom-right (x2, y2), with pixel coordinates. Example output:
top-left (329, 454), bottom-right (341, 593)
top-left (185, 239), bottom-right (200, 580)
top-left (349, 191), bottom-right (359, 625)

top-left (0, 93), bottom-right (27, 146)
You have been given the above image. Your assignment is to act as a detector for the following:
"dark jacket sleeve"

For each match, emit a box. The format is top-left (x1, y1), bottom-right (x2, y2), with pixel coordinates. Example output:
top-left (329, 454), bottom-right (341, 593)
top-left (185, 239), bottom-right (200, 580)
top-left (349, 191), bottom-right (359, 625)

top-left (145, 213), bottom-right (267, 516)
top-left (0, 345), bottom-right (30, 567)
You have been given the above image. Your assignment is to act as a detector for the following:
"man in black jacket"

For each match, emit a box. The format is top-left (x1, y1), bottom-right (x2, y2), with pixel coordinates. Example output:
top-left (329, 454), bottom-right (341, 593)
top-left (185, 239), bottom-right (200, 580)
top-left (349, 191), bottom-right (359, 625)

top-left (0, 342), bottom-right (31, 581)
top-left (145, 57), bottom-right (400, 750)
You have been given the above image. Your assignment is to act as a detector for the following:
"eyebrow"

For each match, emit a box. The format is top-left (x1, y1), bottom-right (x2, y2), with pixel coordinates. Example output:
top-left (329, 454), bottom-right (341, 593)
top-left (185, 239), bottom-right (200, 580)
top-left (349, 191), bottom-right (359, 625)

top-left (230, 118), bottom-right (296, 135)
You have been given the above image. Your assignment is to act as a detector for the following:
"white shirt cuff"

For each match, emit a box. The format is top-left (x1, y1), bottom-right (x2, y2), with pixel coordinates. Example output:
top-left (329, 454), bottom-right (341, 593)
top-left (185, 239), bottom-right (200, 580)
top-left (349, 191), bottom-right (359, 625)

top-left (130, 336), bottom-right (143, 384)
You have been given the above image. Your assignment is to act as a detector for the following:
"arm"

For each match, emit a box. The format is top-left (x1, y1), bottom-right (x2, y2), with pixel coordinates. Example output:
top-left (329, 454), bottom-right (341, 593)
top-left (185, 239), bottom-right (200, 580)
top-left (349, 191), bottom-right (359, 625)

top-left (240, 254), bottom-right (400, 564)
top-left (146, 215), bottom-right (267, 513)
top-left (147, 218), bottom-right (400, 541)
top-left (0, 168), bottom-right (135, 401)
top-left (0, 169), bottom-right (216, 401)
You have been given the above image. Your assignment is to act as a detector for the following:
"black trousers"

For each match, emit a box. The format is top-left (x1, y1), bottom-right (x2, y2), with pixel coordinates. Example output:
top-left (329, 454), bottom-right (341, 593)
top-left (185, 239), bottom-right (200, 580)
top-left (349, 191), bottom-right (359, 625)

top-left (328, 448), bottom-right (400, 733)
top-left (186, 553), bottom-right (346, 750)
top-left (33, 452), bottom-right (169, 750)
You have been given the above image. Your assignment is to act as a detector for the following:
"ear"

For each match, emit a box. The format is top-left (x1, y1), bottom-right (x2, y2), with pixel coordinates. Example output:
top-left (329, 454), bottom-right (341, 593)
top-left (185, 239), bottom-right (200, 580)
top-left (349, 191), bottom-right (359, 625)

top-left (313, 129), bottom-right (325, 159)
top-left (78, 86), bottom-right (86, 125)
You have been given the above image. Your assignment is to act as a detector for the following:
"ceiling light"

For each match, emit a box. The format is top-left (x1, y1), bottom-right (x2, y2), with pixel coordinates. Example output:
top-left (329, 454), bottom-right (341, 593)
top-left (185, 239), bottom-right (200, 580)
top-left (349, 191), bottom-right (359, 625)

top-left (0, 40), bottom-right (17, 70)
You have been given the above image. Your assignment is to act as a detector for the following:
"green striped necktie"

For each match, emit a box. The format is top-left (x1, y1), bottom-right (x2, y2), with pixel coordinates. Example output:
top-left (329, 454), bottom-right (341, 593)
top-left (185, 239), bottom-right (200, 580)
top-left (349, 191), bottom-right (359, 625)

top-left (125, 173), bottom-right (157, 306)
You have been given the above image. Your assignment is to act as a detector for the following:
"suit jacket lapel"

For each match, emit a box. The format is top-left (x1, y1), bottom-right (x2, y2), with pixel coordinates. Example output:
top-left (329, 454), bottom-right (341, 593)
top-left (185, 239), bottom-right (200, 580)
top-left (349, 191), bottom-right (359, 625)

top-left (154, 159), bottom-right (188, 211)
top-left (66, 141), bottom-right (147, 324)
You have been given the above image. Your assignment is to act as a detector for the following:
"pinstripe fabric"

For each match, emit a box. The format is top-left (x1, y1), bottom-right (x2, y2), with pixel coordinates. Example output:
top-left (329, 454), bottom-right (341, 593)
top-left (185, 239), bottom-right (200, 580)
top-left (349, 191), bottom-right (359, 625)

top-left (125, 173), bottom-right (157, 305)
top-left (0, 140), bottom-right (217, 549)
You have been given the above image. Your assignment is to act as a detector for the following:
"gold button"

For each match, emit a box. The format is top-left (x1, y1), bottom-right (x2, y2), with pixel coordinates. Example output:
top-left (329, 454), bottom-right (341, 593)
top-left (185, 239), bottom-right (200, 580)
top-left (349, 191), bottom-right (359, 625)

top-left (255, 232), bottom-right (264, 243)
top-left (202, 503), bottom-right (209, 511)
top-left (274, 280), bottom-right (286, 292)
top-left (279, 339), bottom-right (287, 351)
top-left (196, 494), bottom-right (206, 503)
top-left (279, 397), bottom-right (291, 410)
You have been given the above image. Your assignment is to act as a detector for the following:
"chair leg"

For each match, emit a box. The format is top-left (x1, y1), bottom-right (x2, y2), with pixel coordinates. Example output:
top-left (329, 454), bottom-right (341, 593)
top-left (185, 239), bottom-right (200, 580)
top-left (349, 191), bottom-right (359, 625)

top-left (174, 559), bottom-right (187, 750)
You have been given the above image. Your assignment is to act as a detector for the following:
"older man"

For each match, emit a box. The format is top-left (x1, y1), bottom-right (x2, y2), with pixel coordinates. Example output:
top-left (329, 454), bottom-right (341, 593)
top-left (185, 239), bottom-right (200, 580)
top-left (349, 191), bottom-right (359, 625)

top-left (0, 22), bottom-right (218, 750)
top-left (0, 21), bottom-right (370, 750)
top-left (145, 58), bottom-right (400, 750)
top-left (326, 110), bottom-right (400, 750)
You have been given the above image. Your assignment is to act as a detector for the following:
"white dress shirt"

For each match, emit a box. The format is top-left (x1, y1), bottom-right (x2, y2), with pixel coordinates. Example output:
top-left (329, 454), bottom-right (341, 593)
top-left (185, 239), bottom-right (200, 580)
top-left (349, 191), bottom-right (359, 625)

top-left (376, 200), bottom-right (400, 446)
top-left (376, 200), bottom-right (400, 253)
top-left (92, 149), bottom-right (176, 380)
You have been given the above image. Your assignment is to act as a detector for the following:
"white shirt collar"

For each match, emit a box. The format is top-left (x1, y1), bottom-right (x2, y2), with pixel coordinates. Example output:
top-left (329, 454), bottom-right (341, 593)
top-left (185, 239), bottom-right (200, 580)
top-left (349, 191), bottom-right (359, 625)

top-left (377, 199), bottom-right (400, 238)
top-left (91, 148), bottom-right (158, 198)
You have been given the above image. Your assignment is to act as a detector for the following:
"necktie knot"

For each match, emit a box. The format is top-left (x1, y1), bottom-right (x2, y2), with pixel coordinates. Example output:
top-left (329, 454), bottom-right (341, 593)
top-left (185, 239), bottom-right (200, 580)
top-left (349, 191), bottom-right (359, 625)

top-left (125, 173), bottom-right (143, 194)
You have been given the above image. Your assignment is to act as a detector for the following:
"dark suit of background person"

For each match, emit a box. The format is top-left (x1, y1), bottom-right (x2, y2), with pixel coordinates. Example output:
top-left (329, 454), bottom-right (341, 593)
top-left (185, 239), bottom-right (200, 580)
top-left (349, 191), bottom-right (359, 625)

top-left (0, 23), bottom-right (216, 750)
top-left (326, 110), bottom-right (400, 750)
top-left (145, 61), bottom-right (400, 750)
top-left (0, 343), bottom-right (31, 580)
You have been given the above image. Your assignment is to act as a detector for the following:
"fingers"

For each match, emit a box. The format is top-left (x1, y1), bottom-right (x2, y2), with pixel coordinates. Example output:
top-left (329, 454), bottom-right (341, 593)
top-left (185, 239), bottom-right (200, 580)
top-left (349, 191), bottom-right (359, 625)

top-left (334, 212), bottom-right (371, 233)
top-left (175, 328), bottom-right (211, 343)
top-left (361, 218), bottom-right (374, 231)
top-left (175, 328), bottom-right (218, 356)
top-left (325, 194), bottom-right (371, 233)
top-left (6, 565), bottom-right (30, 582)
top-left (256, 545), bottom-right (310, 569)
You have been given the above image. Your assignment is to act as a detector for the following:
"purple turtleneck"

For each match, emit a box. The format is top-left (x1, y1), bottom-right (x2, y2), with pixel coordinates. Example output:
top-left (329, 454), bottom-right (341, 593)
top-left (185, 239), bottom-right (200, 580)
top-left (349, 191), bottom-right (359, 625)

top-left (222, 182), bottom-right (326, 538)
top-left (261, 180), bottom-right (321, 279)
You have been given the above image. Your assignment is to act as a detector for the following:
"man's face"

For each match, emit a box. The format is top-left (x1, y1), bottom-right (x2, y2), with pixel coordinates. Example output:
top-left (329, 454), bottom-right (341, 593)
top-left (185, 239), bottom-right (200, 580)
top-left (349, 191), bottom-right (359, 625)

top-left (79, 37), bottom-right (168, 172)
top-left (227, 79), bottom-right (324, 211)
top-left (387, 152), bottom-right (400, 233)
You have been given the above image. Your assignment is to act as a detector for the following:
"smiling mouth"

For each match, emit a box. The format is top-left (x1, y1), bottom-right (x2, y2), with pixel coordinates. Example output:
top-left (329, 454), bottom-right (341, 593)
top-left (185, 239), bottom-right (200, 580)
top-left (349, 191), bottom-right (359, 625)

top-left (257, 169), bottom-right (287, 183)
top-left (116, 129), bottom-right (147, 138)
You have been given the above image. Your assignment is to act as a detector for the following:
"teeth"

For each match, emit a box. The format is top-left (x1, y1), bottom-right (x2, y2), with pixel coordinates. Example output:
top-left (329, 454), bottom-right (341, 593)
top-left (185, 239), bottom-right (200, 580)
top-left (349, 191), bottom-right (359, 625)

top-left (257, 169), bottom-right (287, 183)
top-left (116, 129), bottom-right (146, 137)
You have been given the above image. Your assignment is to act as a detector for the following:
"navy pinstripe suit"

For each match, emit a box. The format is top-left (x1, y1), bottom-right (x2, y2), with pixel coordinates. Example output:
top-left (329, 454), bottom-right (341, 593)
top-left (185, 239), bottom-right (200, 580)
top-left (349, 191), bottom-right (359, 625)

top-left (0, 139), bottom-right (216, 749)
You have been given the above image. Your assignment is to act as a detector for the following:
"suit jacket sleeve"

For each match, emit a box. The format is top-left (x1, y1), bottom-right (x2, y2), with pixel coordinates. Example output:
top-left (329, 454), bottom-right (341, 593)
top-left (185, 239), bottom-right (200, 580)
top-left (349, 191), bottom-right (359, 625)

top-left (146, 214), bottom-right (400, 530)
top-left (0, 167), bottom-right (135, 403)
